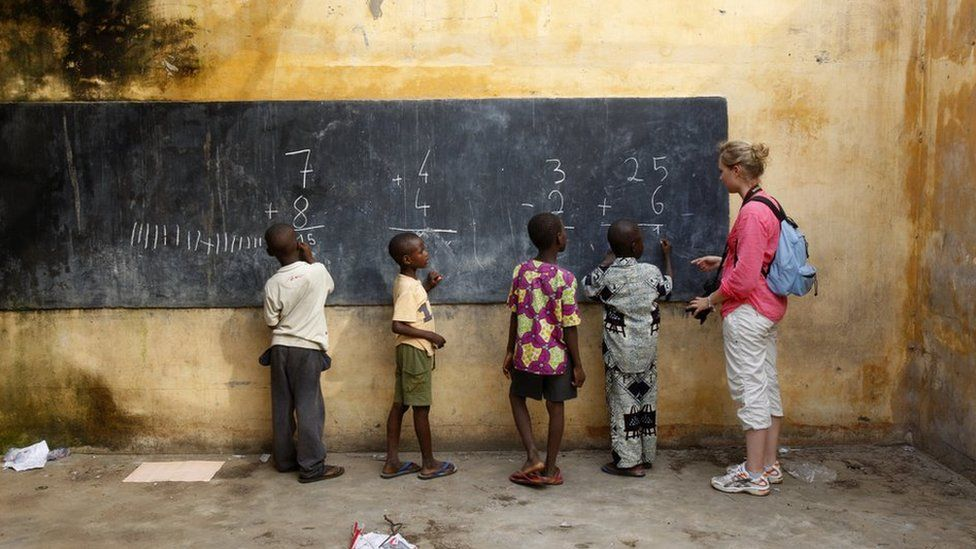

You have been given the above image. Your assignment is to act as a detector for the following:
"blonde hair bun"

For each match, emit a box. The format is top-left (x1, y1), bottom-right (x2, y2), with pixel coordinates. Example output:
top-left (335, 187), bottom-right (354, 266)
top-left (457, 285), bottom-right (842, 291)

top-left (719, 140), bottom-right (769, 178)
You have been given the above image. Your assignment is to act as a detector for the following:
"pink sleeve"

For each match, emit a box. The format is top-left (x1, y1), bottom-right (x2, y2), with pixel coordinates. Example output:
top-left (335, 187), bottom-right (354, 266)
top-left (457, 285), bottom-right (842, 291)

top-left (720, 209), bottom-right (772, 300)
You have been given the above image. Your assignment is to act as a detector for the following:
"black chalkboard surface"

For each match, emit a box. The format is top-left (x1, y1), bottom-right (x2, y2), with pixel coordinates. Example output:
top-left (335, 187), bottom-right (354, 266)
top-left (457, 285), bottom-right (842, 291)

top-left (0, 99), bottom-right (728, 309)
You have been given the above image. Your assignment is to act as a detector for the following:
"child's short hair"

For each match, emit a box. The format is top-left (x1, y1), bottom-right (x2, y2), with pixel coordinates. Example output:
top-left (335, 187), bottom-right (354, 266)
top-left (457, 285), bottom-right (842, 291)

top-left (388, 232), bottom-right (421, 265)
top-left (607, 219), bottom-right (641, 256)
top-left (527, 212), bottom-right (563, 250)
top-left (265, 223), bottom-right (297, 256)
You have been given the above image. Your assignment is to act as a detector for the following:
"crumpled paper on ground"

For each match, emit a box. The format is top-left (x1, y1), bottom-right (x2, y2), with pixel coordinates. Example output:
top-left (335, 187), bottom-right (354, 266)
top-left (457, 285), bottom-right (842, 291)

top-left (351, 532), bottom-right (416, 549)
top-left (3, 440), bottom-right (50, 471)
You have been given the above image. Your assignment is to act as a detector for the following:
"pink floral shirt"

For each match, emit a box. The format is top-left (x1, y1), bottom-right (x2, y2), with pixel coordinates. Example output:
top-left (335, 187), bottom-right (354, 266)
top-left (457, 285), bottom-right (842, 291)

top-left (507, 260), bottom-right (582, 375)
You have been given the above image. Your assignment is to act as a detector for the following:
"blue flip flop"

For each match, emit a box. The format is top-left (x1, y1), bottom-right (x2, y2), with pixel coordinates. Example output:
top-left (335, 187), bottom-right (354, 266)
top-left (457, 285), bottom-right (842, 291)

top-left (380, 461), bottom-right (421, 479)
top-left (417, 461), bottom-right (457, 480)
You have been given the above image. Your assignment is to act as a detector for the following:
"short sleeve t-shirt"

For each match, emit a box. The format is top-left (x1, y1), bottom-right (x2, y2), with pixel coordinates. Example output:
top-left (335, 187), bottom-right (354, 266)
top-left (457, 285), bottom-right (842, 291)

top-left (506, 260), bottom-right (582, 375)
top-left (263, 261), bottom-right (334, 352)
top-left (392, 274), bottom-right (436, 356)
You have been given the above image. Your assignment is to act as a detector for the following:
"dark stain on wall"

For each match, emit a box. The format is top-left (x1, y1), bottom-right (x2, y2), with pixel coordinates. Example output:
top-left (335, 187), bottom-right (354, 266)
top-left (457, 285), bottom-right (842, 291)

top-left (0, 0), bottom-right (199, 99)
top-left (0, 362), bottom-right (146, 449)
top-left (368, 0), bottom-right (385, 19)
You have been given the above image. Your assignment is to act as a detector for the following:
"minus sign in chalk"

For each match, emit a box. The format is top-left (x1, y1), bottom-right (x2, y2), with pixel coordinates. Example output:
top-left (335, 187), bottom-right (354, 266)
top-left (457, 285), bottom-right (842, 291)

top-left (520, 203), bottom-right (534, 208)
top-left (681, 213), bottom-right (695, 217)
top-left (564, 226), bottom-right (576, 230)
top-left (296, 225), bottom-right (325, 232)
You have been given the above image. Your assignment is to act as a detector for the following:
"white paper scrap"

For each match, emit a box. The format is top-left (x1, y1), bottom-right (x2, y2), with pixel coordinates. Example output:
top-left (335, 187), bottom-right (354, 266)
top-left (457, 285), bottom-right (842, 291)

top-left (123, 461), bottom-right (225, 482)
top-left (2, 440), bottom-right (50, 472)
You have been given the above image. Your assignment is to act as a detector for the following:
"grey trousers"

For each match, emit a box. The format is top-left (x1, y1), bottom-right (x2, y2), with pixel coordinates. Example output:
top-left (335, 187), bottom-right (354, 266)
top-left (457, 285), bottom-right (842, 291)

top-left (270, 346), bottom-right (327, 477)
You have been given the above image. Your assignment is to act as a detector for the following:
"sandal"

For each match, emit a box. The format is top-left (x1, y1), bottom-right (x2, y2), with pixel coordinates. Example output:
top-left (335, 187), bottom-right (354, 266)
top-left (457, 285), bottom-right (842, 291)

top-left (536, 467), bottom-right (564, 486)
top-left (601, 462), bottom-right (646, 478)
top-left (417, 461), bottom-right (457, 480)
top-left (298, 464), bottom-right (345, 483)
top-left (509, 470), bottom-right (544, 487)
top-left (380, 461), bottom-right (421, 479)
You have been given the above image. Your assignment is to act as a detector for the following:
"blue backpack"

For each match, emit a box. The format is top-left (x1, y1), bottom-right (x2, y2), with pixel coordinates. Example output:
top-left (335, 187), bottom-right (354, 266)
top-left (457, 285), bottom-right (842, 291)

top-left (748, 196), bottom-right (818, 297)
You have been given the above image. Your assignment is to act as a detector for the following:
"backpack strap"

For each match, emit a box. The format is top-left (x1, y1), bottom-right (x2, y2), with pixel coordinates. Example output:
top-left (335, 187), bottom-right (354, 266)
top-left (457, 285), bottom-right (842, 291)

top-left (741, 195), bottom-right (784, 278)
top-left (747, 195), bottom-right (800, 229)
top-left (746, 195), bottom-right (786, 222)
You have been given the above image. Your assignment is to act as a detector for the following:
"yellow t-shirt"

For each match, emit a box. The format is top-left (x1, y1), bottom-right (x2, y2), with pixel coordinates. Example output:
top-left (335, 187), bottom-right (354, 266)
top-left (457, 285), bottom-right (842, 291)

top-left (392, 274), bottom-right (435, 356)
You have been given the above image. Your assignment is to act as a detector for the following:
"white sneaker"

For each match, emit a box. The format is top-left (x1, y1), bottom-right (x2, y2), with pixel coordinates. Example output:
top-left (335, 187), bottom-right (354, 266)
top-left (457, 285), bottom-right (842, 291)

top-left (726, 460), bottom-right (783, 484)
top-left (712, 463), bottom-right (771, 496)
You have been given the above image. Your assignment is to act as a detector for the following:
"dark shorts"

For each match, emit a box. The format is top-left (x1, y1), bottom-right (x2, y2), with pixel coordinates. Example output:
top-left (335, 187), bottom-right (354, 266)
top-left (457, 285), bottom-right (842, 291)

top-left (509, 368), bottom-right (577, 402)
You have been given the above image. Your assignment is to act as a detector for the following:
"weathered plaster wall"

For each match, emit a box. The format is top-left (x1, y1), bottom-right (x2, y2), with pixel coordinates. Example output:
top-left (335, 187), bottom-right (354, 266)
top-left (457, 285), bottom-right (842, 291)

top-left (903, 0), bottom-right (976, 480)
top-left (1, 1), bottom-right (921, 452)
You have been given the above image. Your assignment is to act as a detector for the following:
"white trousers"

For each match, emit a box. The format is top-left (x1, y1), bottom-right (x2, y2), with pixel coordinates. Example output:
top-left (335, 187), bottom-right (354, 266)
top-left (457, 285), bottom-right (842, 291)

top-left (722, 304), bottom-right (783, 430)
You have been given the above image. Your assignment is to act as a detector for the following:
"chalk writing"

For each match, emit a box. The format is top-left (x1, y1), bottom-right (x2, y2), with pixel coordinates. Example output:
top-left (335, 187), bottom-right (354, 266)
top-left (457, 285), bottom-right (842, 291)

top-left (624, 157), bottom-right (644, 182)
top-left (284, 149), bottom-right (313, 189)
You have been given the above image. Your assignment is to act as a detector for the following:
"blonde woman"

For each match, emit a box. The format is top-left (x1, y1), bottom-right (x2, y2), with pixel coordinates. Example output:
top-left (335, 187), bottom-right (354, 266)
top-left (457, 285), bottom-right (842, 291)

top-left (687, 141), bottom-right (787, 496)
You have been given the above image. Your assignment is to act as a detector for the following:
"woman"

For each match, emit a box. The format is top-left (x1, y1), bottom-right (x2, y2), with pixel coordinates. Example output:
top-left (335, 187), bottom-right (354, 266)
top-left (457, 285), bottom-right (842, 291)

top-left (687, 140), bottom-right (787, 497)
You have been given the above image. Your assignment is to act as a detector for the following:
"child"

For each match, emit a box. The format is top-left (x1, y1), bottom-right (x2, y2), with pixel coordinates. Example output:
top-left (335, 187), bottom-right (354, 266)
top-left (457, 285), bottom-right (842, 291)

top-left (381, 232), bottom-right (457, 480)
top-left (262, 223), bottom-right (344, 483)
top-left (503, 212), bottom-right (585, 487)
top-left (583, 220), bottom-right (673, 477)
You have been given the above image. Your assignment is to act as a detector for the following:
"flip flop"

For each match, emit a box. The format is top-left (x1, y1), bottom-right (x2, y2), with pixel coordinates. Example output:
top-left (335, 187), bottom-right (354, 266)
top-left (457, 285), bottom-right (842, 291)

top-left (508, 470), bottom-right (544, 487)
top-left (298, 464), bottom-right (345, 483)
top-left (380, 461), bottom-right (421, 479)
top-left (417, 461), bottom-right (457, 480)
top-left (536, 467), bottom-right (563, 486)
top-left (601, 462), bottom-right (646, 478)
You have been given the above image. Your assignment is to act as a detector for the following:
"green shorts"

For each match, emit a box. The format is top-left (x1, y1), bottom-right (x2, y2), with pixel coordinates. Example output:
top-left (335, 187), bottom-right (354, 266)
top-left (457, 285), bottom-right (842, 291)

top-left (394, 344), bottom-right (434, 406)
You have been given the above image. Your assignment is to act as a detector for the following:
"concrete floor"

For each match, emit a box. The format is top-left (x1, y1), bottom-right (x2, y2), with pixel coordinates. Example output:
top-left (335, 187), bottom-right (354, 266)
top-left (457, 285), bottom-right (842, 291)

top-left (1, 445), bottom-right (974, 548)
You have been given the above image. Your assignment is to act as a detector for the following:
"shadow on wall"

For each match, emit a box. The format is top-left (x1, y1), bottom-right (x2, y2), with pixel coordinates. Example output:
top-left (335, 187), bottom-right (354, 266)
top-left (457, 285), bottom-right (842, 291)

top-left (0, 362), bottom-right (146, 450)
top-left (0, 0), bottom-right (199, 99)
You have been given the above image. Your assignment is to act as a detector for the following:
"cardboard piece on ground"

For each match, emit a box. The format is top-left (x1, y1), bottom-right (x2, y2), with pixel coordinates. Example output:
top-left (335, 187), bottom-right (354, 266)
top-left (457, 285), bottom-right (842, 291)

top-left (123, 461), bottom-right (225, 483)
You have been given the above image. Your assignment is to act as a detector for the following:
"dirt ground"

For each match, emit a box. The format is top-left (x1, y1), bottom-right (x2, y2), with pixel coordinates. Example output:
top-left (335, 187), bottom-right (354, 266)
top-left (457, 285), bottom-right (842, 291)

top-left (1, 445), bottom-right (974, 548)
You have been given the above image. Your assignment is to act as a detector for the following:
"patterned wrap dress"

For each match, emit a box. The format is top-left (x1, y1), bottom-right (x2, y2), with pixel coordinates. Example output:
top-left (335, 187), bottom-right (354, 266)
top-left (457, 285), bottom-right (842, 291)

top-left (583, 257), bottom-right (672, 468)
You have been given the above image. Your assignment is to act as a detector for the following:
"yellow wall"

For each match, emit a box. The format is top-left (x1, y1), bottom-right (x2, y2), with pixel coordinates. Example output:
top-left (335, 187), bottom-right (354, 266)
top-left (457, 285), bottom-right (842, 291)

top-left (1, 1), bottom-right (928, 452)
top-left (902, 0), bottom-right (976, 479)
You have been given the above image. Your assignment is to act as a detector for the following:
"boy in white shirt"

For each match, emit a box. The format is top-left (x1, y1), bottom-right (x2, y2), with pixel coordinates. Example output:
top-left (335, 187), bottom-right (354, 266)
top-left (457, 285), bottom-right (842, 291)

top-left (263, 223), bottom-right (343, 483)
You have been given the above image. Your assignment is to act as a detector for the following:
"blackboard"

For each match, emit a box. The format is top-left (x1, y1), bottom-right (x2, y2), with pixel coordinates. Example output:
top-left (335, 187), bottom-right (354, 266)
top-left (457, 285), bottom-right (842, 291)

top-left (0, 99), bottom-right (728, 309)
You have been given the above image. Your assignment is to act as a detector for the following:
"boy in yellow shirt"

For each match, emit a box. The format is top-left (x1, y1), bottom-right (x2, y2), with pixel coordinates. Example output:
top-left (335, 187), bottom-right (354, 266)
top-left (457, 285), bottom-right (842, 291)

top-left (381, 232), bottom-right (457, 480)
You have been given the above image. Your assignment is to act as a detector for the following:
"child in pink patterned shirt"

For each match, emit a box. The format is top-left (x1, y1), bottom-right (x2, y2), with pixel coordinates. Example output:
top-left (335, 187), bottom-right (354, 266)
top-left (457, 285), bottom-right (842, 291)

top-left (502, 212), bottom-right (585, 487)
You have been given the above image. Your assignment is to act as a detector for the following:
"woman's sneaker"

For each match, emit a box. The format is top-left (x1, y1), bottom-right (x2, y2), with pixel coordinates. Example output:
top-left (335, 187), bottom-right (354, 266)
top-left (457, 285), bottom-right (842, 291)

top-left (712, 463), bottom-right (771, 496)
top-left (726, 460), bottom-right (784, 484)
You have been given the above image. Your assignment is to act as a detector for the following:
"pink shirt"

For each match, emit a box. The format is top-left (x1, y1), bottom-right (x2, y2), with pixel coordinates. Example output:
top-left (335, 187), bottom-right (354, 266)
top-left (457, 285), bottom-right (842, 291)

top-left (719, 190), bottom-right (788, 322)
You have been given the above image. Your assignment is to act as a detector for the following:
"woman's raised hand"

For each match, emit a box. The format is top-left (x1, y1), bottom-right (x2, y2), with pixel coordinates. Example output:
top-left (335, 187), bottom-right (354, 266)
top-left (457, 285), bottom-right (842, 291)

top-left (690, 255), bottom-right (722, 272)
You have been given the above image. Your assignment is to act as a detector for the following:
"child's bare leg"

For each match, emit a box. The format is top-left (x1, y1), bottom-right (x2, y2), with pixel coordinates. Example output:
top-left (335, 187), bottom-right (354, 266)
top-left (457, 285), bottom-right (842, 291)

top-left (413, 406), bottom-right (444, 473)
top-left (510, 394), bottom-right (544, 473)
top-left (383, 403), bottom-right (409, 474)
top-left (544, 400), bottom-right (565, 476)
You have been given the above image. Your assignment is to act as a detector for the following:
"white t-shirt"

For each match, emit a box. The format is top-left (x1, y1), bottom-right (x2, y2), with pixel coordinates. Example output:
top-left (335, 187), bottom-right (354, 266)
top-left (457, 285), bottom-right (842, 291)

top-left (263, 261), bottom-right (335, 352)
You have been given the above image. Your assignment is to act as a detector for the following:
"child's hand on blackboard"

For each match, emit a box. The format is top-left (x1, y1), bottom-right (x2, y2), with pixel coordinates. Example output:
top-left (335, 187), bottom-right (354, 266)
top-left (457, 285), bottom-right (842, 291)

top-left (660, 239), bottom-right (672, 256)
top-left (424, 270), bottom-right (444, 292)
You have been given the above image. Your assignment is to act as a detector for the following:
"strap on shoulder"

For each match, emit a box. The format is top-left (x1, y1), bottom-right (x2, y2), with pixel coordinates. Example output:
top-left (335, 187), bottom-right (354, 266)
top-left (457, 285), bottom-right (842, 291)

top-left (745, 195), bottom-right (786, 222)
